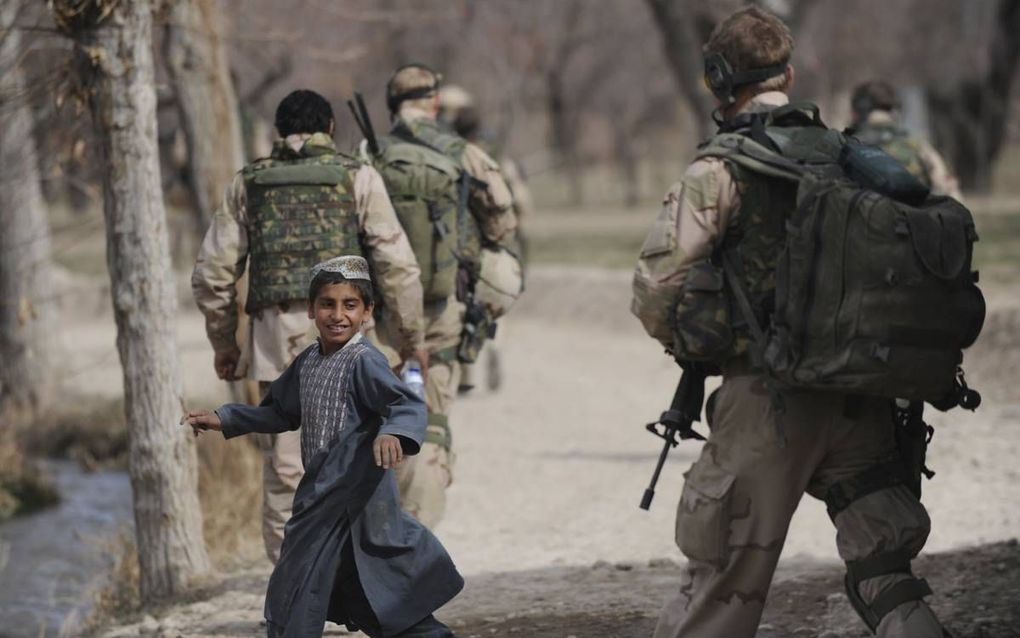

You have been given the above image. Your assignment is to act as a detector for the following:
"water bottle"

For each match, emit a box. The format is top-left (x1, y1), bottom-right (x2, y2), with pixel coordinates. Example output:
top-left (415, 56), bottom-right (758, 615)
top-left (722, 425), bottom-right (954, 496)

top-left (401, 361), bottom-right (425, 399)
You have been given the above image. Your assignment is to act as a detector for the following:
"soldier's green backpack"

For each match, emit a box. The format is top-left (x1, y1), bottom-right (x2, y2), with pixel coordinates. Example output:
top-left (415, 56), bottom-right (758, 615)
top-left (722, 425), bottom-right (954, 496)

top-left (371, 134), bottom-right (467, 303)
top-left (698, 104), bottom-right (985, 407)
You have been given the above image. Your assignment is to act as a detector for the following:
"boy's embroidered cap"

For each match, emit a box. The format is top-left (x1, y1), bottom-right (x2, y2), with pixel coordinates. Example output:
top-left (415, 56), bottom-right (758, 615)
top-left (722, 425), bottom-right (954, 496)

top-left (310, 256), bottom-right (372, 282)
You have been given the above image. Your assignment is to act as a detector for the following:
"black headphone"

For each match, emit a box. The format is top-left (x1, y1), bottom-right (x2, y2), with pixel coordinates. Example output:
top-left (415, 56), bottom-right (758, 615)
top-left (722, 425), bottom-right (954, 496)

top-left (703, 52), bottom-right (789, 105)
top-left (386, 62), bottom-right (442, 113)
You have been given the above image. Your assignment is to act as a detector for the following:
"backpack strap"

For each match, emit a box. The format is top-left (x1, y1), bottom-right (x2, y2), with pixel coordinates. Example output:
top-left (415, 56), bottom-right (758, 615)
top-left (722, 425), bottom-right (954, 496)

top-left (697, 133), bottom-right (804, 182)
top-left (720, 248), bottom-right (788, 447)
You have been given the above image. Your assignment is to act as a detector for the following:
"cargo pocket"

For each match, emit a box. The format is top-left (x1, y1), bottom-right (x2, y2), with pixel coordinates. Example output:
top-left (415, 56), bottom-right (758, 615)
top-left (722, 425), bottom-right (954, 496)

top-left (675, 458), bottom-right (736, 567)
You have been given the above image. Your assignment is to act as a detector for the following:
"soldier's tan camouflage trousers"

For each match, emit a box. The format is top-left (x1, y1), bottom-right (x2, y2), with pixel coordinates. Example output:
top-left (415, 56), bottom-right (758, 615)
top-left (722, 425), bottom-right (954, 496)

top-left (654, 374), bottom-right (946, 638)
top-left (395, 359), bottom-right (458, 528)
top-left (254, 380), bottom-right (303, 564)
top-left (371, 296), bottom-right (462, 529)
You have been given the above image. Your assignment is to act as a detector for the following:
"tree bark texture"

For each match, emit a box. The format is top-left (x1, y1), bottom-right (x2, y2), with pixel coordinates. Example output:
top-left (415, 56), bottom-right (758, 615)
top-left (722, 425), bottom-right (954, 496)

top-left (53, 0), bottom-right (211, 601)
top-left (643, 0), bottom-right (718, 141)
top-left (164, 0), bottom-right (245, 232)
top-left (0, 1), bottom-right (58, 422)
top-left (927, 0), bottom-right (1020, 192)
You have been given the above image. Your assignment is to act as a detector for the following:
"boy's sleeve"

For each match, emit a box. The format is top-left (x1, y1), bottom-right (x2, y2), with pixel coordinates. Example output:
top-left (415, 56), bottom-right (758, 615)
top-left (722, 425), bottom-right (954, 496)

top-left (352, 349), bottom-right (427, 455)
top-left (217, 352), bottom-right (304, 439)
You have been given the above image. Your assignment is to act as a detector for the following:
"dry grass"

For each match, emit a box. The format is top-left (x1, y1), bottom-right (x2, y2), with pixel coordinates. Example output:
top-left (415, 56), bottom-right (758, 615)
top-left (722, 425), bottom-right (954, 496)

top-left (23, 396), bottom-right (129, 470)
top-left (196, 432), bottom-right (265, 566)
top-left (82, 528), bottom-right (141, 632)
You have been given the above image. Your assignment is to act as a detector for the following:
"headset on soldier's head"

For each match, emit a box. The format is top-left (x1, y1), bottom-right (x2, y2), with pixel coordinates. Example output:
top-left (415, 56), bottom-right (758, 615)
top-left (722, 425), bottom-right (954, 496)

top-left (386, 62), bottom-right (443, 113)
top-left (703, 52), bottom-right (789, 105)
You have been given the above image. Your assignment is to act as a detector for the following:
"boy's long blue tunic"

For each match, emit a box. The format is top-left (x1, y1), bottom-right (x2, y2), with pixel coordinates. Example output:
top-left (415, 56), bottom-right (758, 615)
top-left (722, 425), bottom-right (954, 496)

top-left (217, 336), bottom-right (463, 637)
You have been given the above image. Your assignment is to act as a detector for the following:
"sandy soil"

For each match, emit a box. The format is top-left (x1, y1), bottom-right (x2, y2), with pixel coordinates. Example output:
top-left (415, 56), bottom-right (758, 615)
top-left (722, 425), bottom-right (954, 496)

top-left (69, 265), bottom-right (1020, 636)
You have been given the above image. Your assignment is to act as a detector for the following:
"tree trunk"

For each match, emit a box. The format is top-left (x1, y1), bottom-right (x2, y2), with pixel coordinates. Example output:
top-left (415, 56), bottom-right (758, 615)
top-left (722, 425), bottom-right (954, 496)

top-left (546, 68), bottom-right (583, 206)
top-left (0, 1), bottom-right (58, 422)
top-left (52, 0), bottom-right (211, 601)
top-left (927, 0), bottom-right (1020, 192)
top-left (644, 0), bottom-right (819, 141)
top-left (164, 0), bottom-right (245, 236)
top-left (643, 0), bottom-right (718, 141)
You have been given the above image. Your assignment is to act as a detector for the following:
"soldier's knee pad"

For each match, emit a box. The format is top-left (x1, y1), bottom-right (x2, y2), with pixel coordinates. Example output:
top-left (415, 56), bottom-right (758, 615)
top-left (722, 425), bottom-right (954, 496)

top-left (844, 548), bottom-right (933, 634)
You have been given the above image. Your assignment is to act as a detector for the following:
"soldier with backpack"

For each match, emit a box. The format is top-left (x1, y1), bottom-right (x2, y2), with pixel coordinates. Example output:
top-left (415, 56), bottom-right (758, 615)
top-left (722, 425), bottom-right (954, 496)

top-left (355, 64), bottom-right (519, 527)
top-left (847, 80), bottom-right (962, 200)
top-left (632, 8), bottom-right (983, 638)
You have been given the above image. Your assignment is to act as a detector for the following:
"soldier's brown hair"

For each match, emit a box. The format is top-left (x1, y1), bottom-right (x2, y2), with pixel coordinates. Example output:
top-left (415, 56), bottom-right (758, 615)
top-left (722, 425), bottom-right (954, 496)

top-left (704, 7), bottom-right (793, 93)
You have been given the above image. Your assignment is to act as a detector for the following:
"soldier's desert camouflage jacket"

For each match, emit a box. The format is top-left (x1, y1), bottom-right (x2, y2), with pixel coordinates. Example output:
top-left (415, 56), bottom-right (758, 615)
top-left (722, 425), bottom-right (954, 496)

top-left (632, 92), bottom-right (788, 355)
top-left (192, 132), bottom-right (425, 379)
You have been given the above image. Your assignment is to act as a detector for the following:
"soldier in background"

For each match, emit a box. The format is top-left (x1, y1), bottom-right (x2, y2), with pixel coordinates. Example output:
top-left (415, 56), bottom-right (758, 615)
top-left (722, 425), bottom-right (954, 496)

top-left (438, 84), bottom-right (534, 393)
top-left (192, 89), bottom-right (426, 563)
top-left (848, 80), bottom-right (963, 199)
top-left (366, 64), bottom-right (517, 527)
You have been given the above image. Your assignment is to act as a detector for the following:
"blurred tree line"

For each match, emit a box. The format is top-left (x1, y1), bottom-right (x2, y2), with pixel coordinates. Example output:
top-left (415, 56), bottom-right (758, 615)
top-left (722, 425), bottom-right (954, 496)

top-left (5, 0), bottom-right (1019, 225)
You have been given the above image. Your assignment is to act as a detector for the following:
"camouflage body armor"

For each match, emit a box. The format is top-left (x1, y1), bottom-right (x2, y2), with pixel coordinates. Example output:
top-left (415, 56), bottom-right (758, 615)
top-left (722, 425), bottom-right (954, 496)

top-left (851, 122), bottom-right (932, 188)
top-left (243, 136), bottom-right (362, 313)
top-left (375, 119), bottom-right (476, 302)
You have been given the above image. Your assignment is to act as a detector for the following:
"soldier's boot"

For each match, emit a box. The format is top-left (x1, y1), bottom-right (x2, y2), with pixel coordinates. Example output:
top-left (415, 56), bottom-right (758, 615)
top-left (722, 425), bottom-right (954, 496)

top-left (257, 428), bottom-right (304, 564)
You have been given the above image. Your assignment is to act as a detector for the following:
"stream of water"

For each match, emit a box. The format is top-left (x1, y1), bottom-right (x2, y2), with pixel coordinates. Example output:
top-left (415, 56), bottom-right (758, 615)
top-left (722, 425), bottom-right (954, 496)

top-left (0, 460), bottom-right (132, 637)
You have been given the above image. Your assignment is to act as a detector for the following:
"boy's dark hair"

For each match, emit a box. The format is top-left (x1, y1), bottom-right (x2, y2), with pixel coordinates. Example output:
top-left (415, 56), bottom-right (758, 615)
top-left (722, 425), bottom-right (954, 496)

top-left (275, 90), bottom-right (334, 137)
top-left (308, 271), bottom-right (375, 307)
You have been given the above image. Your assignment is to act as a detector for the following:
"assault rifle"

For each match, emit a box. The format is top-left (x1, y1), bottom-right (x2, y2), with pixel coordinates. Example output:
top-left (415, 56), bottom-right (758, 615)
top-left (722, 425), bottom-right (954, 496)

top-left (639, 362), bottom-right (709, 511)
top-left (347, 92), bottom-right (379, 156)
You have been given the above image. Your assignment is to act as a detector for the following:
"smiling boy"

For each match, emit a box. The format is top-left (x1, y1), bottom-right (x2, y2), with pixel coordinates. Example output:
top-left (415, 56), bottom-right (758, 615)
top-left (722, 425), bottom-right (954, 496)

top-left (184, 255), bottom-right (461, 638)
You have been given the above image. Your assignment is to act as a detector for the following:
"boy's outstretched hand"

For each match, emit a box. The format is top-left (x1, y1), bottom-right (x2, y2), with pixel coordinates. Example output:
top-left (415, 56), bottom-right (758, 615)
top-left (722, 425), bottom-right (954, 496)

top-left (182, 410), bottom-right (222, 436)
top-left (373, 434), bottom-right (404, 469)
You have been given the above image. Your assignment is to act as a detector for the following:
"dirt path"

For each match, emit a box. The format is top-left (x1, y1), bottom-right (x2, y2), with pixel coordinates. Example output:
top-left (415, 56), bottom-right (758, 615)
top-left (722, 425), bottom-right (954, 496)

top-left (77, 266), bottom-right (1020, 636)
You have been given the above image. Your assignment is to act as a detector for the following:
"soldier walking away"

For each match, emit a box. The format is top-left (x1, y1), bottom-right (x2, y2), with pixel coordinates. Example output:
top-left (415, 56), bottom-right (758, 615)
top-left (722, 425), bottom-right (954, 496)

top-left (361, 64), bottom-right (518, 527)
top-left (192, 89), bottom-right (426, 564)
top-left (632, 7), bottom-right (983, 638)
top-left (847, 80), bottom-right (963, 199)
top-left (437, 84), bottom-right (534, 394)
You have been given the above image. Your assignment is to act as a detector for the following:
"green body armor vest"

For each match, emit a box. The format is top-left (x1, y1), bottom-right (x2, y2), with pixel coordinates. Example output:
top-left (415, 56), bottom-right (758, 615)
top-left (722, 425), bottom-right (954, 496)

top-left (375, 120), bottom-right (472, 302)
top-left (852, 123), bottom-right (932, 188)
top-left (243, 141), bottom-right (362, 313)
